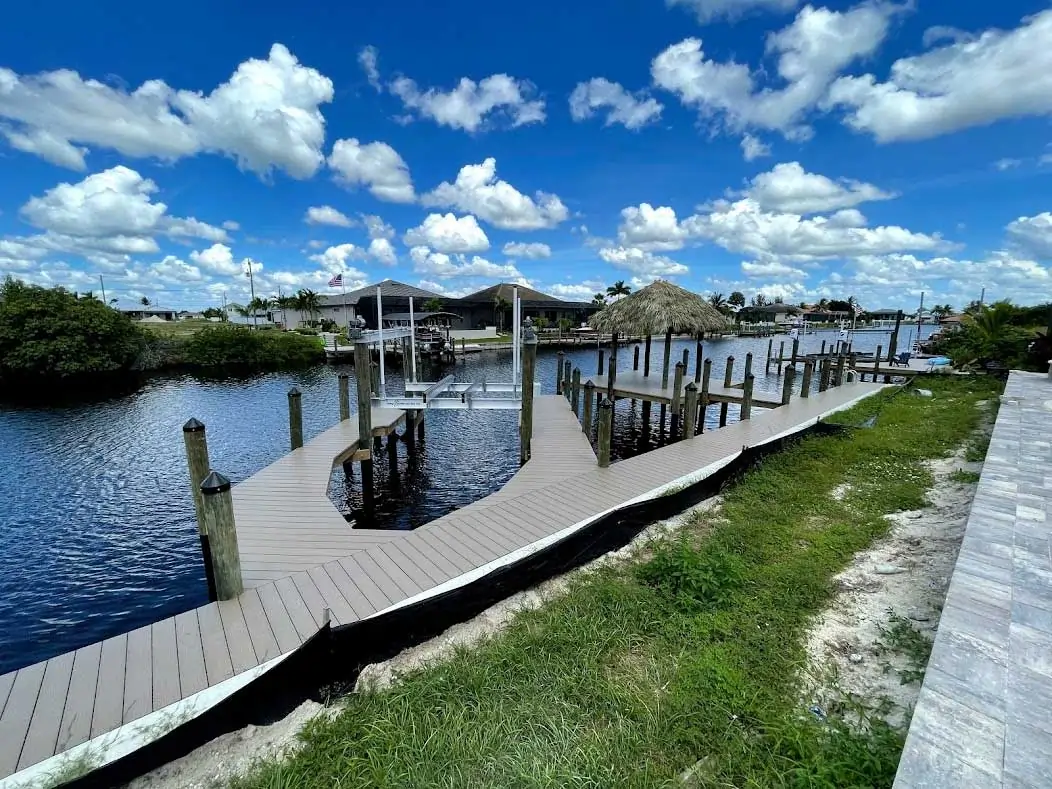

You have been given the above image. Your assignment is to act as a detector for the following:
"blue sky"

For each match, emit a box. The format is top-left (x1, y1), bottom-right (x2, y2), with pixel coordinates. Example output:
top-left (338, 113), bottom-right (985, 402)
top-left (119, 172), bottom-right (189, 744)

top-left (1, 0), bottom-right (1050, 311)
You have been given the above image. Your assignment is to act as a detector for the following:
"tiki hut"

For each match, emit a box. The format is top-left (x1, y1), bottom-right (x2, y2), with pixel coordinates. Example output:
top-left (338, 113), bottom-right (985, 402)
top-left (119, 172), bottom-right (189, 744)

top-left (589, 280), bottom-right (729, 389)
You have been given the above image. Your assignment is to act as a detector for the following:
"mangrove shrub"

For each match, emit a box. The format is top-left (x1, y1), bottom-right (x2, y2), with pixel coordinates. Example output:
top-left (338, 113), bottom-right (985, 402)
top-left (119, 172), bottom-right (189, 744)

top-left (0, 280), bottom-right (146, 382)
top-left (183, 325), bottom-right (324, 369)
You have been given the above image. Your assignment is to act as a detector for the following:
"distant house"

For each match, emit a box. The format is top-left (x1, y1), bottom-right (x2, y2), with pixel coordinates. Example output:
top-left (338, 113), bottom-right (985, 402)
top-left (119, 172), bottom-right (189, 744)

top-left (447, 284), bottom-right (598, 330)
top-left (866, 308), bottom-right (902, 321)
top-left (284, 279), bottom-right (444, 329)
top-left (741, 303), bottom-right (801, 325)
top-left (122, 307), bottom-right (177, 322)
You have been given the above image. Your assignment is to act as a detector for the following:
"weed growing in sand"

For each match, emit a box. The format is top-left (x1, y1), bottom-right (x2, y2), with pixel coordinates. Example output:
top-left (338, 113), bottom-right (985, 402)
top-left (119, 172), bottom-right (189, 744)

top-left (950, 468), bottom-right (981, 484)
top-left (876, 612), bottom-right (934, 685)
top-left (231, 376), bottom-right (1002, 789)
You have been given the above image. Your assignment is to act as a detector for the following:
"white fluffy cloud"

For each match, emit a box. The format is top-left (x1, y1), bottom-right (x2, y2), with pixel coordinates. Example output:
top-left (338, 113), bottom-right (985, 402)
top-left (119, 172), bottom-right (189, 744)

top-left (546, 281), bottom-right (606, 301)
top-left (190, 243), bottom-right (242, 276)
top-left (19, 166), bottom-right (230, 262)
top-left (503, 241), bottom-right (551, 259)
top-left (741, 259), bottom-right (806, 278)
top-left (358, 46), bottom-right (382, 91)
top-left (666, 0), bottom-right (799, 24)
top-left (403, 213), bottom-right (490, 253)
top-left (390, 72), bottom-right (545, 132)
top-left (368, 238), bottom-right (397, 265)
top-left (598, 246), bottom-right (689, 277)
top-left (409, 246), bottom-right (522, 279)
top-left (423, 158), bottom-right (568, 230)
top-left (305, 205), bottom-right (353, 227)
top-left (362, 214), bottom-right (395, 240)
top-left (652, 3), bottom-right (900, 140)
top-left (743, 161), bottom-right (895, 214)
top-left (741, 134), bottom-right (771, 161)
top-left (309, 243), bottom-right (364, 272)
top-left (0, 44), bottom-right (333, 177)
top-left (327, 138), bottom-right (415, 203)
top-left (1005, 212), bottom-right (1052, 259)
top-left (618, 203), bottom-right (689, 251)
top-left (684, 197), bottom-right (948, 262)
top-left (827, 10), bottom-right (1052, 142)
top-left (568, 78), bottom-right (663, 130)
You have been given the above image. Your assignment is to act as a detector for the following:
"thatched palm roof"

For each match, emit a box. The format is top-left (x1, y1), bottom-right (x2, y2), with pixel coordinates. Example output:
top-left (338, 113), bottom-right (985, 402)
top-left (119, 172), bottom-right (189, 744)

top-left (589, 280), bottom-right (729, 336)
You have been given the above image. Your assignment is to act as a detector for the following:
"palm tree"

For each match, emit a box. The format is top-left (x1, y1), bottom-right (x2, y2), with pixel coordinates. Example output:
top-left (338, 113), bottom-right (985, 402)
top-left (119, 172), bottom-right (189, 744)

top-left (248, 296), bottom-right (272, 321)
top-left (606, 281), bottom-right (631, 301)
top-left (591, 293), bottom-right (606, 309)
top-left (423, 297), bottom-right (444, 313)
top-left (493, 295), bottom-right (510, 333)
top-left (296, 289), bottom-right (321, 326)
top-left (708, 292), bottom-right (727, 310)
top-left (229, 302), bottom-right (250, 318)
top-left (108, 298), bottom-right (119, 307)
top-left (140, 296), bottom-right (151, 308)
top-left (751, 294), bottom-right (769, 307)
top-left (274, 292), bottom-right (296, 328)
top-left (728, 291), bottom-right (746, 310)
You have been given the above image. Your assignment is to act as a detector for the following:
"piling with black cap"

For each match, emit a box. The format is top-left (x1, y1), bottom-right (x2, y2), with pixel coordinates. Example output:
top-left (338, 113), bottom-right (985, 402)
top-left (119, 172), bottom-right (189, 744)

top-left (781, 364), bottom-right (796, 405)
top-left (199, 470), bottom-right (242, 600)
top-left (683, 382), bottom-right (698, 440)
top-left (287, 387), bottom-right (303, 450)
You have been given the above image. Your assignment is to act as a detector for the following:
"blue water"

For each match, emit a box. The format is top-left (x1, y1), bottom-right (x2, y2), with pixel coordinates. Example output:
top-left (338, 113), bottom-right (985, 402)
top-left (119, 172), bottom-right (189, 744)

top-left (0, 328), bottom-right (933, 674)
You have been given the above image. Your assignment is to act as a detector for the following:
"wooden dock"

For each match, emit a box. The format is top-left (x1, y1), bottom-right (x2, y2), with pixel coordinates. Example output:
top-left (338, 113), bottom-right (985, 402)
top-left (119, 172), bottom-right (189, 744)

top-left (0, 383), bottom-right (884, 785)
top-left (582, 369), bottom-right (784, 409)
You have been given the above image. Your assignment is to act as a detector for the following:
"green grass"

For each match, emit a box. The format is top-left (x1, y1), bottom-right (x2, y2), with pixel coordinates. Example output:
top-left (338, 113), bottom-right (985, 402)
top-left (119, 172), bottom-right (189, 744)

top-left (232, 375), bottom-right (1002, 789)
top-left (949, 469), bottom-right (982, 484)
top-left (875, 612), bottom-right (934, 686)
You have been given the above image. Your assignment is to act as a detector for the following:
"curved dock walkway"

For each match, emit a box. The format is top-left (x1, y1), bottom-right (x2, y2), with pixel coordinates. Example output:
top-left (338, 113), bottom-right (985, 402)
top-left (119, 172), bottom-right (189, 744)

top-left (0, 383), bottom-right (883, 786)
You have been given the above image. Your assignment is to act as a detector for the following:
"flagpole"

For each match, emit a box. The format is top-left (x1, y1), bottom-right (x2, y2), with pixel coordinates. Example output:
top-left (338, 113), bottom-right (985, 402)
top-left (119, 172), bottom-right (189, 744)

top-left (341, 273), bottom-right (347, 331)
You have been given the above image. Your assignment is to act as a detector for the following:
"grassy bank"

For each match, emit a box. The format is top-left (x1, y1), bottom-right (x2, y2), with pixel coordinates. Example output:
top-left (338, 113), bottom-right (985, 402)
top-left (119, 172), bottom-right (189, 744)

top-left (233, 376), bottom-right (1001, 789)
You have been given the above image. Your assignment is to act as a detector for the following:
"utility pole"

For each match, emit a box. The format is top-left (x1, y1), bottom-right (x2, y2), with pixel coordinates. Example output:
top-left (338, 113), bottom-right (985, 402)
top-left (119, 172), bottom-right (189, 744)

top-left (979, 286), bottom-right (985, 309)
top-left (245, 258), bottom-right (258, 330)
top-left (99, 275), bottom-right (107, 304)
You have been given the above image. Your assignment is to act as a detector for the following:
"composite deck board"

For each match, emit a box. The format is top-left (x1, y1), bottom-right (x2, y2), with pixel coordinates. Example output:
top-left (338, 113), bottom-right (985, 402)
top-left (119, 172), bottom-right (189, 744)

top-left (57, 640), bottom-right (102, 751)
top-left (89, 635), bottom-right (125, 739)
top-left (0, 662), bottom-right (47, 776)
top-left (18, 650), bottom-right (75, 770)
top-left (0, 385), bottom-right (885, 782)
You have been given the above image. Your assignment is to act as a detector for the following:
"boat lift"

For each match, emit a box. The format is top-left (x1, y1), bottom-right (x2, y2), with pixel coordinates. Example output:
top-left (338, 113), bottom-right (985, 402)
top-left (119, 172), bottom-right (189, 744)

top-left (357, 286), bottom-right (528, 411)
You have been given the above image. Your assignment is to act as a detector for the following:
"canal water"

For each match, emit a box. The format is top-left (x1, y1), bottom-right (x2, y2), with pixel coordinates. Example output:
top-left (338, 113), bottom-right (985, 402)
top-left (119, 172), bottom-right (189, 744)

top-left (0, 327), bottom-right (933, 674)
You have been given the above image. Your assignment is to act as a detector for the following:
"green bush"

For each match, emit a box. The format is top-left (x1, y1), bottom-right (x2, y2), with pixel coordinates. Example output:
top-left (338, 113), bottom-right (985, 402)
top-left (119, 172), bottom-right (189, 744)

top-left (932, 301), bottom-right (1051, 371)
top-left (636, 538), bottom-right (743, 609)
top-left (0, 279), bottom-right (146, 382)
top-left (183, 325), bottom-right (324, 369)
top-left (294, 327), bottom-right (319, 336)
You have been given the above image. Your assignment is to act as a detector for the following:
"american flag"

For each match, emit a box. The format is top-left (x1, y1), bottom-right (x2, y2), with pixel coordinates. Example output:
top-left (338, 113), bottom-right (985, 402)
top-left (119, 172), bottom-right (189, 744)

top-left (328, 273), bottom-right (342, 287)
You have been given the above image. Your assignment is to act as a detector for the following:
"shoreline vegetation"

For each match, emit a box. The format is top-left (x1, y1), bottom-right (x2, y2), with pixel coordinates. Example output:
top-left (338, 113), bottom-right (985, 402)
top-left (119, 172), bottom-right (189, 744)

top-left (216, 375), bottom-right (1000, 789)
top-left (0, 280), bottom-right (324, 391)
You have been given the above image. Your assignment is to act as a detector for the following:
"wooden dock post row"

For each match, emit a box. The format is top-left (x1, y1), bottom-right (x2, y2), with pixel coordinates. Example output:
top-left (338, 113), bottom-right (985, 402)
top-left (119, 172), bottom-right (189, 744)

top-left (597, 397), bottom-right (613, 468)
top-left (670, 361), bottom-right (685, 436)
top-left (563, 359), bottom-right (573, 401)
top-left (556, 351), bottom-right (566, 394)
top-left (699, 359), bottom-right (712, 435)
top-left (720, 355), bottom-right (734, 428)
top-left (582, 380), bottom-right (594, 436)
top-left (570, 368), bottom-right (581, 416)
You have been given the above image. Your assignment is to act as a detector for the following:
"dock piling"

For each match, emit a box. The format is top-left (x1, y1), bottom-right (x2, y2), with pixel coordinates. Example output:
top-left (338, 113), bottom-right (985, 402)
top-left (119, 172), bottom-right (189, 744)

top-left (643, 335), bottom-right (652, 377)
top-left (791, 337), bottom-right (800, 364)
top-left (777, 341), bottom-right (785, 376)
top-left (699, 359), bottom-right (712, 434)
top-left (520, 329), bottom-right (537, 464)
top-left (819, 357), bottom-right (831, 392)
top-left (288, 387), bottom-right (303, 450)
top-left (199, 471), bottom-right (243, 601)
top-left (834, 353), bottom-right (847, 387)
top-left (353, 341), bottom-right (375, 516)
top-left (801, 360), bottom-right (814, 398)
top-left (597, 397), bottom-right (613, 468)
top-left (182, 418), bottom-right (217, 601)
top-left (694, 340), bottom-right (704, 383)
top-left (582, 380), bottom-right (594, 436)
top-left (563, 359), bottom-right (573, 403)
top-left (633, 345), bottom-right (640, 371)
top-left (556, 351), bottom-right (566, 394)
top-left (661, 329), bottom-right (673, 387)
top-left (671, 361), bottom-right (685, 436)
top-left (720, 355), bottom-right (734, 428)
top-left (744, 351), bottom-right (753, 379)
top-left (781, 364), bottom-right (796, 406)
top-left (596, 349), bottom-right (604, 377)
top-left (571, 368), bottom-right (581, 416)
top-left (338, 374), bottom-right (350, 421)
top-left (683, 382), bottom-right (698, 439)
top-left (741, 374), bottom-right (755, 420)
top-left (765, 338), bottom-right (774, 373)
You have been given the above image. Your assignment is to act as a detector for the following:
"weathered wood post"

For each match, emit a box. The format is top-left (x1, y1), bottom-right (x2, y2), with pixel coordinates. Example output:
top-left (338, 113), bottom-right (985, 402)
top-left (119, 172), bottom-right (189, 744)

top-left (744, 351), bottom-right (754, 380)
top-left (582, 380), bottom-right (594, 435)
top-left (670, 361), bottom-right (686, 436)
top-left (596, 348), bottom-right (605, 377)
top-left (683, 382), bottom-right (698, 440)
top-left (819, 357), bottom-right (831, 392)
top-left (694, 339), bottom-right (704, 383)
top-left (873, 344), bottom-right (883, 381)
top-left (699, 359), bottom-right (712, 434)
top-left (183, 418), bottom-right (217, 601)
top-left (520, 322), bottom-right (538, 464)
top-left (370, 359), bottom-right (380, 396)
top-left (571, 368), bottom-right (581, 416)
top-left (661, 329), bottom-right (674, 387)
top-left (608, 332), bottom-right (620, 399)
top-left (563, 359), bottom-right (573, 403)
top-left (801, 360), bottom-right (814, 398)
top-left (352, 338), bottom-right (375, 516)
top-left (338, 373), bottom-right (350, 421)
top-left (556, 351), bottom-right (566, 394)
top-left (820, 340), bottom-right (827, 356)
top-left (199, 471), bottom-right (243, 601)
top-left (681, 348), bottom-right (690, 371)
top-left (597, 397), bottom-right (613, 468)
top-left (741, 374), bottom-right (755, 421)
top-left (287, 387), bottom-right (303, 450)
top-left (766, 337), bottom-right (774, 372)
top-left (791, 337), bottom-right (800, 364)
top-left (720, 355), bottom-right (734, 427)
top-left (777, 341), bottom-right (785, 376)
top-left (887, 310), bottom-right (903, 363)
top-left (643, 335), bottom-right (652, 377)
top-left (835, 353), bottom-right (847, 387)
top-left (781, 364), bottom-right (796, 406)
top-left (633, 345), bottom-right (640, 371)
